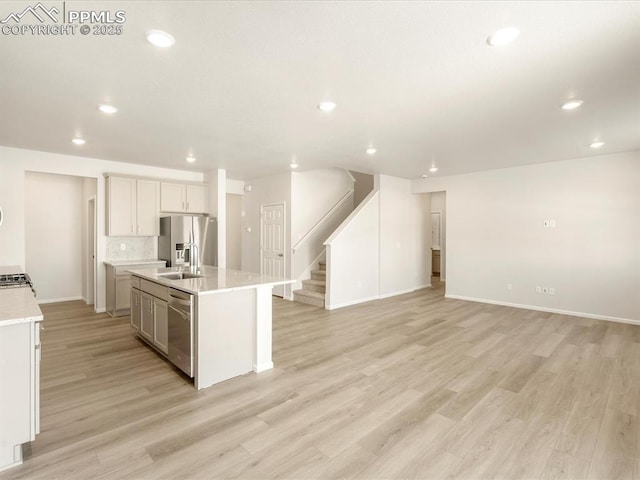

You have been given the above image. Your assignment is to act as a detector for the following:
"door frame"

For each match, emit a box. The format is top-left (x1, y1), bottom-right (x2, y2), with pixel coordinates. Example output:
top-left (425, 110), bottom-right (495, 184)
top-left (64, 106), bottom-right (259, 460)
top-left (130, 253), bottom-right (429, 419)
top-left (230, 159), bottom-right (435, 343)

top-left (87, 195), bottom-right (97, 310)
top-left (260, 202), bottom-right (286, 297)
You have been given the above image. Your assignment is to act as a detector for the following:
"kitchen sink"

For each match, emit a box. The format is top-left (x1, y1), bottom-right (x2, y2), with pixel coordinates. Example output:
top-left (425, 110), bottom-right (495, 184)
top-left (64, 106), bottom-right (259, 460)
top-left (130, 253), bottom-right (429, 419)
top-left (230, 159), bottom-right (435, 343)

top-left (157, 272), bottom-right (205, 280)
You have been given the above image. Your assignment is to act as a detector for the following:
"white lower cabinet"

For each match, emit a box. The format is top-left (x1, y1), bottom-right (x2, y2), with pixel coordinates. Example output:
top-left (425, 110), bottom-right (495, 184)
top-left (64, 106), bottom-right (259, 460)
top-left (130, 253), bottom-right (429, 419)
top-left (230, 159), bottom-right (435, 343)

top-left (0, 319), bottom-right (41, 472)
top-left (131, 277), bottom-right (169, 355)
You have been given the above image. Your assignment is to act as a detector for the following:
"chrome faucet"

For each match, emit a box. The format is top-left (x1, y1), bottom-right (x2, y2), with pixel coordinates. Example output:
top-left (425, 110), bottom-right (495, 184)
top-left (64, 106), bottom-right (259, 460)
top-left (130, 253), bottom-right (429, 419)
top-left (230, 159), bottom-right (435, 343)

top-left (185, 242), bottom-right (200, 272)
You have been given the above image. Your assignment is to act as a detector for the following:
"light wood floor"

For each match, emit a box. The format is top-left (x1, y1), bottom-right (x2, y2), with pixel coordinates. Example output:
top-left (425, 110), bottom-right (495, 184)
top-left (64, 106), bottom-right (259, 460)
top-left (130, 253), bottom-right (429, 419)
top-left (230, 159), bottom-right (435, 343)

top-left (3, 282), bottom-right (640, 479)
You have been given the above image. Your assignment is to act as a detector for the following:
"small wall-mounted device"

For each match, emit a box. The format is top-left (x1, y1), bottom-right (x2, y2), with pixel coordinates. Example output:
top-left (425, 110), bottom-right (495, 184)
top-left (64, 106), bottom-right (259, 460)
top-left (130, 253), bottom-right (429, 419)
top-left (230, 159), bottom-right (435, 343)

top-left (0, 206), bottom-right (3, 227)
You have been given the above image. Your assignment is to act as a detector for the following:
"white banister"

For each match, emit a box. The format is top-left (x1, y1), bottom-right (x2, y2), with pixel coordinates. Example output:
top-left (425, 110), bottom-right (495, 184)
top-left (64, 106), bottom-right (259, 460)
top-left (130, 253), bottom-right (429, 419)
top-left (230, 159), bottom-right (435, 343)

top-left (292, 189), bottom-right (354, 253)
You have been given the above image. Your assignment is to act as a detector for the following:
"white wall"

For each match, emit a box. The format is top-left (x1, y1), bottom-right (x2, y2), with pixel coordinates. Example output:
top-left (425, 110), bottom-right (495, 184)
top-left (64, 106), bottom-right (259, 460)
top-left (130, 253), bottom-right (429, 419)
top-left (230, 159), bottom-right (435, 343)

top-left (325, 175), bottom-right (430, 309)
top-left (205, 169), bottom-right (227, 268)
top-left (0, 146), bottom-right (203, 312)
top-left (25, 172), bottom-right (83, 302)
top-left (379, 175), bottom-right (430, 297)
top-left (226, 193), bottom-right (242, 270)
top-left (290, 168), bottom-right (354, 293)
top-left (431, 191), bottom-right (446, 280)
top-left (413, 150), bottom-right (640, 323)
top-left (326, 191), bottom-right (380, 308)
top-left (241, 172), bottom-right (292, 283)
top-left (81, 177), bottom-right (97, 303)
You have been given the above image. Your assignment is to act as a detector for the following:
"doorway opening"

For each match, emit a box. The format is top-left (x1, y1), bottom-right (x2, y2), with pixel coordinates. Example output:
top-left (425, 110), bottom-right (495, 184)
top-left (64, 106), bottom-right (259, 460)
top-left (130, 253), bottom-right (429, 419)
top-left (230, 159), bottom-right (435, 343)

top-left (430, 191), bottom-right (446, 294)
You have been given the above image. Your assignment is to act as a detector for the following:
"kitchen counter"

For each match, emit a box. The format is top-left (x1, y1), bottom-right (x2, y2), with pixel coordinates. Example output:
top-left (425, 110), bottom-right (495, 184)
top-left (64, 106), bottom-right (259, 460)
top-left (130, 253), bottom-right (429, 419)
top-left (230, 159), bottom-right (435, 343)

top-left (0, 265), bottom-right (43, 327)
top-left (0, 287), bottom-right (44, 327)
top-left (128, 265), bottom-right (292, 296)
top-left (128, 265), bottom-right (293, 390)
top-left (103, 259), bottom-right (167, 266)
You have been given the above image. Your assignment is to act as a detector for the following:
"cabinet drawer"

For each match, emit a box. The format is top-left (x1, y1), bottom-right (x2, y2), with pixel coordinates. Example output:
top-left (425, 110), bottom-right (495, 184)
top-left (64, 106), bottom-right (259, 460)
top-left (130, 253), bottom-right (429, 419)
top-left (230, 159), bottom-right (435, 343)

top-left (140, 279), bottom-right (169, 301)
top-left (131, 276), bottom-right (141, 289)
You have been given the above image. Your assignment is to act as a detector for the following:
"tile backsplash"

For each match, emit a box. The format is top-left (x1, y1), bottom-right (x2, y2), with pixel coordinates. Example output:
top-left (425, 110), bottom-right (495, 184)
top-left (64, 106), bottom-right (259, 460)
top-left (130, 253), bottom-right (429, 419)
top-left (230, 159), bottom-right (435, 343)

top-left (106, 237), bottom-right (157, 261)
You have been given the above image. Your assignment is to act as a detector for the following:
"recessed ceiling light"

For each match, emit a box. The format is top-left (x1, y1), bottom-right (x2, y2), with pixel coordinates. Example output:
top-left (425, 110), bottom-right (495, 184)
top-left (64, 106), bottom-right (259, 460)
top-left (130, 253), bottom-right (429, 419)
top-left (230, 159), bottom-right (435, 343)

top-left (318, 101), bottom-right (337, 112)
top-left (487, 27), bottom-right (520, 46)
top-left (421, 174), bottom-right (429, 179)
top-left (290, 161), bottom-right (299, 169)
top-left (561, 100), bottom-right (583, 110)
top-left (429, 166), bottom-right (439, 173)
top-left (98, 104), bottom-right (118, 114)
top-left (72, 138), bottom-right (86, 145)
top-left (146, 30), bottom-right (175, 48)
top-left (590, 141), bottom-right (605, 149)
top-left (186, 156), bottom-right (196, 163)
top-left (366, 147), bottom-right (377, 155)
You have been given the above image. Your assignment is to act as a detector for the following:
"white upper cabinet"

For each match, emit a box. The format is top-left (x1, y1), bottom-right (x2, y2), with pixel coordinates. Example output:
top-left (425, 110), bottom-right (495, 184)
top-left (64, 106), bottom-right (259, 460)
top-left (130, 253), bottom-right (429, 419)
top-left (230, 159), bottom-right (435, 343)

top-left (186, 184), bottom-right (207, 213)
top-left (106, 176), bottom-right (160, 236)
top-left (136, 179), bottom-right (160, 235)
top-left (160, 182), bottom-right (208, 213)
top-left (106, 177), bottom-right (137, 236)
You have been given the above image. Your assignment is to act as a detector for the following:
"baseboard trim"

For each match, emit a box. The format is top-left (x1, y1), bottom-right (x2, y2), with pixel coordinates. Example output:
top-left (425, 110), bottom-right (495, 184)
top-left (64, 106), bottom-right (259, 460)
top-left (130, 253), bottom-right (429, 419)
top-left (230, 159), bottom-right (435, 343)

top-left (444, 294), bottom-right (640, 326)
top-left (327, 295), bottom-right (380, 310)
top-left (37, 296), bottom-right (83, 305)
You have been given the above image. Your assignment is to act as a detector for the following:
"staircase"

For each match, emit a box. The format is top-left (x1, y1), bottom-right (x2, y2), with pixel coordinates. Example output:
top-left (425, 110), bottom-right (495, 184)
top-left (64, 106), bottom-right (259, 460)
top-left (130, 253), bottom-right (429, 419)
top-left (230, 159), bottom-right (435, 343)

top-left (293, 261), bottom-right (326, 307)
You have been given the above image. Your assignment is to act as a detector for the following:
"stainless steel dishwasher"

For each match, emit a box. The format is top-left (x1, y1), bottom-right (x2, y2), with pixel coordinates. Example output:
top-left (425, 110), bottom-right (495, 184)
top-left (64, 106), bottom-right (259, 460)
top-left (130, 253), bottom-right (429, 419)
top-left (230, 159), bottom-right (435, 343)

top-left (168, 288), bottom-right (194, 377)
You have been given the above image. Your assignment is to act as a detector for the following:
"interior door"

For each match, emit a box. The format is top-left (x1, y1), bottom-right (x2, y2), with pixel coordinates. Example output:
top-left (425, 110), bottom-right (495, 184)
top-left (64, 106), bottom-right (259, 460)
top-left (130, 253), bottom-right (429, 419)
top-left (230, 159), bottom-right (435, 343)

top-left (261, 203), bottom-right (285, 297)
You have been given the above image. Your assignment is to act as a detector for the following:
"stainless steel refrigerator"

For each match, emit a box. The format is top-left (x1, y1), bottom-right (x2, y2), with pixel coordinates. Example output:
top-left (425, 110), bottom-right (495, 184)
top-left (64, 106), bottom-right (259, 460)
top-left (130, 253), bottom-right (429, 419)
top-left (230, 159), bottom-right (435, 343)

top-left (158, 215), bottom-right (218, 267)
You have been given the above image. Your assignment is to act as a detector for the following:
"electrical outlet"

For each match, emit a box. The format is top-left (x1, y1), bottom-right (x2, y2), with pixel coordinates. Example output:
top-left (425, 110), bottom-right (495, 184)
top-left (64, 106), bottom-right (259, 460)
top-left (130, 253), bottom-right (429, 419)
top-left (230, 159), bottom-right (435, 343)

top-left (549, 287), bottom-right (555, 295)
top-left (120, 243), bottom-right (126, 251)
top-left (535, 286), bottom-right (542, 294)
top-left (506, 283), bottom-right (513, 291)
top-left (550, 219), bottom-right (556, 228)
top-left (543, 220), bottom-right (550, 228)
top-left (542, 287), bottom-right (549, 294)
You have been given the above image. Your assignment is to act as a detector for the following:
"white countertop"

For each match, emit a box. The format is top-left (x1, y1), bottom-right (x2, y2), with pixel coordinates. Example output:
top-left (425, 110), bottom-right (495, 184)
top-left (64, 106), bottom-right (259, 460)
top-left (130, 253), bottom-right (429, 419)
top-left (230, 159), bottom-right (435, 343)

top-left (104, 259), bottom-right (167, 267)
top-left (128, 265), bottom-right (293, 296)
top-left (0, 287), bottom-right (43, 327)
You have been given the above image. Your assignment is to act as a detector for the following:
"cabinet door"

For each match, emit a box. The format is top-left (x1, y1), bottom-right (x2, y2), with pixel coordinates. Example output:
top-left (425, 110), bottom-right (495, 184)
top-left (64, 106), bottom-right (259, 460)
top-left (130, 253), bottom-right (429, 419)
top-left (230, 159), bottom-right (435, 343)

top-left (137, 180), bottom-right (160, 235)
top-left (154, 298), bottom-right (169, 354)
top-left (160, 182), bottom-right (186, 212)
top-left (130, 288), bottom-right (141, 331)
top-left (140, 292), bottom-right (154, 341)
top-left (186, 184), bottom-right (207, 213)
top-left (107, 177), bottom-right (136, 236)
top-left (115, 275), bottom-right (131, 312)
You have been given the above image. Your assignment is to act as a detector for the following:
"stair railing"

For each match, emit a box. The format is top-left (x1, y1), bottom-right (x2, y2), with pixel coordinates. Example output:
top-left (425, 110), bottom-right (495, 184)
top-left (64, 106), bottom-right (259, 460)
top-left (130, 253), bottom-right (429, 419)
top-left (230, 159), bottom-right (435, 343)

top-left (292, 189), bottom-right (354, 254)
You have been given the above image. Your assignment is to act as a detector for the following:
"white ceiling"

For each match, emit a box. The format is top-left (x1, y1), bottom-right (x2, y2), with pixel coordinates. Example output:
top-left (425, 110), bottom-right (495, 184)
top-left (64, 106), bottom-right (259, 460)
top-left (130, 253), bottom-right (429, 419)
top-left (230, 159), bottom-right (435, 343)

top-left (1, 1), bottom-right (639, 180)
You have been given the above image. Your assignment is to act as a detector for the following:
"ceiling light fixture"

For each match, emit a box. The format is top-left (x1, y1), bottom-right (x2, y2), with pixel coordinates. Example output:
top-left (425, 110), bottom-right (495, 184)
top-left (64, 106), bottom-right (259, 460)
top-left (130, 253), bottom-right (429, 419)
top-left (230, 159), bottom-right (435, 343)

top-left (429, 166), bottom-right (439, 173)
top-left (72, 138), bottom-right (86, 145)
top-left (146, 30), bottom-right (175, 48)
top-left (366, 147), bottom-right (377, 155)
top-left (186, 156), bottom-right (196, 163)
top-left (590, 141), bottom-right (605, 149)
top-left (317, 101), bottom-right (337, 112)
top-left (561, 99), bottom-right (583, 110)
top-left (421, 174), bottom-right (429, 179)
top-left (487, 27), bottom-right (520, 46)
top-left (290, 161), bottom-right (299, 169)
top-left (98, 104), bottom-right (118, 114)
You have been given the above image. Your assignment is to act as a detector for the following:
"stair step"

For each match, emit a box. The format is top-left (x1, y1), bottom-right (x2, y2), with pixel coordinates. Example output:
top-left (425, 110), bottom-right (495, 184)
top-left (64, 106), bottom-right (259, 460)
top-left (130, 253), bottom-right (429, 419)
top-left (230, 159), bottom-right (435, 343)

top-left (302, 279), bottom-right (326, 293)
top-left (293, 289), bottom-right (325, 308)
top-left (318, 260), bottom-right (326, 271)
top-left (311, 269), bottom-right (326, 281)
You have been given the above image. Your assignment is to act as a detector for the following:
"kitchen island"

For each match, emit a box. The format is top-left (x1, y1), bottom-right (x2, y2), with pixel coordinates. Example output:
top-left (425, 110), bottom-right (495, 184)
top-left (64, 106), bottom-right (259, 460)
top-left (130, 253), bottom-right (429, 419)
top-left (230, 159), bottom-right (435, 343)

top-left (0, 266), bottom-right (43, 473)
top-left (128, 265), bottom-right (292, 390)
